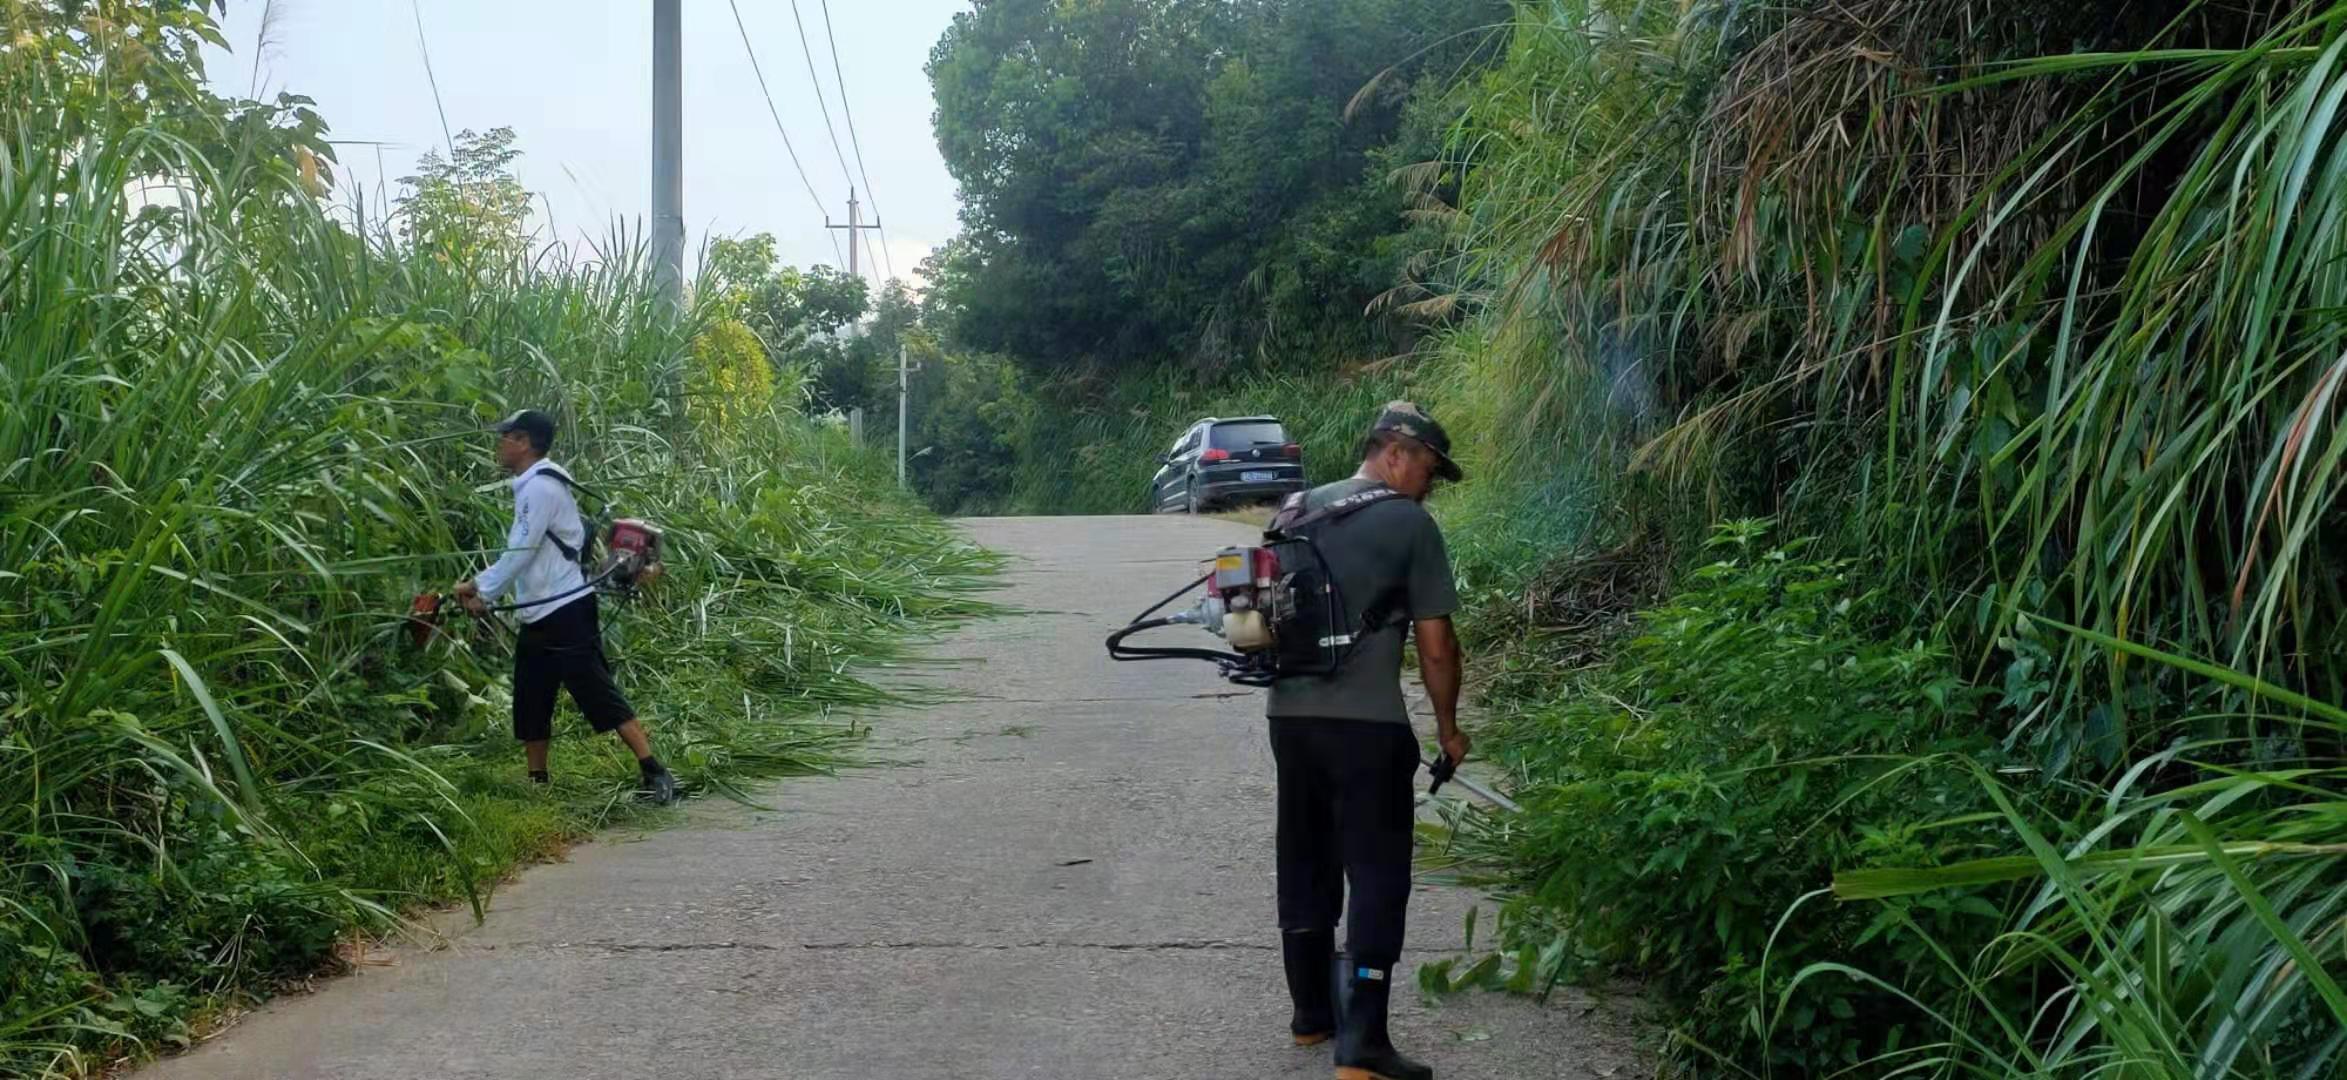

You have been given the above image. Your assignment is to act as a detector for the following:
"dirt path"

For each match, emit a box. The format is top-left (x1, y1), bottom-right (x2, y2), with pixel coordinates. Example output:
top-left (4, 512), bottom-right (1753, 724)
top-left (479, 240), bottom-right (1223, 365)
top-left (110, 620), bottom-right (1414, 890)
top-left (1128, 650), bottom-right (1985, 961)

top-left (142, 516), bottom-right (1646, 1079)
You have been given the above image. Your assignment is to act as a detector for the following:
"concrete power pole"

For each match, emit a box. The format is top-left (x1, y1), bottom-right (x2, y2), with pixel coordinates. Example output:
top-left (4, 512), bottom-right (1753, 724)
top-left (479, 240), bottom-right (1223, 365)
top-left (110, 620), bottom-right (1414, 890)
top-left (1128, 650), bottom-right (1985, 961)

top-left (897, 343), bottom-right (908, 489)
top-left (827, 188), bottom-right (882, 282)
top-left (651, 0), bottom-right (684, 308)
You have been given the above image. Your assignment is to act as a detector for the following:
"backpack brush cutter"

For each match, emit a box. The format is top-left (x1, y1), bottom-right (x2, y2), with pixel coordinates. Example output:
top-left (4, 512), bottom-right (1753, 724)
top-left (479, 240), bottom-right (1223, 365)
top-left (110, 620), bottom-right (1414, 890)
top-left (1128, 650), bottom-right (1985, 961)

top-left (406, 517), bottom-right (666, 650)
top-left (1104, 489), bottom-right (1519, 813)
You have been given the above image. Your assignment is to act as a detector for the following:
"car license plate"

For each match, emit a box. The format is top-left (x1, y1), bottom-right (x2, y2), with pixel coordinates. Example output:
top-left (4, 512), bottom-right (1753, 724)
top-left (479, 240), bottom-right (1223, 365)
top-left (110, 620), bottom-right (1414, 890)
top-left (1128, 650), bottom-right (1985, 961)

top-left (1242, 470), bottom-right (1275, 483)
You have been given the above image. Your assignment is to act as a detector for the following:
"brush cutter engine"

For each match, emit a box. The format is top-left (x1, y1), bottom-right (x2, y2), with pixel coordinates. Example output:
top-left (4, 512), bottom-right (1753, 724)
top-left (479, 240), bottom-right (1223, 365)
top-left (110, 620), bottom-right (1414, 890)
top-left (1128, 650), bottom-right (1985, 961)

top-left (1106, 530), bottom-right (1373, 687)
top-left (1108, 486), bottom-right (1405, 685)
top-left (600, 517), bottom-right (664, 592)
top-left (1194, 546), bottom-right (1281, 649)
top-left (1159, 541), bottom-right (1348, 686)
top-left (1101, 485), bottom-right (1524, 812)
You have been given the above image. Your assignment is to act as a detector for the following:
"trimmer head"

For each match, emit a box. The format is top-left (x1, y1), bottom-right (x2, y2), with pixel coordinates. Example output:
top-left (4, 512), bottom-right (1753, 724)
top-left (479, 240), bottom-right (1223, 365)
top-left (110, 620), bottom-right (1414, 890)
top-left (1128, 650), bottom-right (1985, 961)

top-left (406, 591), bottom-right (446, 649)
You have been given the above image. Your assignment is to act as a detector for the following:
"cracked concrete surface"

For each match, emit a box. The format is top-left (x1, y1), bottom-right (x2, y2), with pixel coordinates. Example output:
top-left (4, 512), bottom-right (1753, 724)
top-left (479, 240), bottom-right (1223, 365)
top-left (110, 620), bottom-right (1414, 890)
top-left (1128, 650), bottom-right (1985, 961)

top-left (141, 516), bottom-right (1648, 1080)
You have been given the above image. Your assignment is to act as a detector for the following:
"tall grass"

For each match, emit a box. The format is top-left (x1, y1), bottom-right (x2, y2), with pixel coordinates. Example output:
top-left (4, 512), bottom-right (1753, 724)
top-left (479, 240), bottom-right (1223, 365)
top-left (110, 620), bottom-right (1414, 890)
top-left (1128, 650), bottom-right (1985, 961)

top-left (0, 73), bottom-right (995, 1076)
top-left (1808, 624), bottom-right (2345, 1076)
top-left (1425, 0), bottom-right (2340, 753)
top-left (1816, 710), bottom-right (2347, 1077)
top-left (1385, 0), bottom-right (2347, 1073)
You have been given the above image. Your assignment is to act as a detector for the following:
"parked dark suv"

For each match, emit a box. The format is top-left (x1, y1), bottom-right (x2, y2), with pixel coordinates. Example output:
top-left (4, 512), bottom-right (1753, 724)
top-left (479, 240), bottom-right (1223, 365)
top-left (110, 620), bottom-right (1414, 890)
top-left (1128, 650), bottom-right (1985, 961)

top-left (1148, 416), bottom-right (1307, 513)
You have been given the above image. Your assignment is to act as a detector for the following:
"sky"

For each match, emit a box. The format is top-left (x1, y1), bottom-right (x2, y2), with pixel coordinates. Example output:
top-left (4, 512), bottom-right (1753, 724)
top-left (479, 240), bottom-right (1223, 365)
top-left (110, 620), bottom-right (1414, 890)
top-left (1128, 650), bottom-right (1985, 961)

top-left (202, 0), bottom-right (971, 288)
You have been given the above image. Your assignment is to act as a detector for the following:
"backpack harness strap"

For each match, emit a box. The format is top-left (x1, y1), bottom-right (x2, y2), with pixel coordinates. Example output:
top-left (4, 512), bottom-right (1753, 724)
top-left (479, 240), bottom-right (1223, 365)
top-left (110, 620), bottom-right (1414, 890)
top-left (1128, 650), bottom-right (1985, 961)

top-left (1265, 484), bottom-right (1407, 538)
top-left (526, 467), bottom-right (596, 564)
top-left (1265, 484), bottom-right (1414, 645)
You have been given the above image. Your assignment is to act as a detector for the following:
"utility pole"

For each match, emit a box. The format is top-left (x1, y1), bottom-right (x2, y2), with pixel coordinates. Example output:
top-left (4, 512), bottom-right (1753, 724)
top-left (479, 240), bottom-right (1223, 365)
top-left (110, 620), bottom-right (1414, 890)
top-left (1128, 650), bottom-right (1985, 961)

top-left (651, 0), bottom-right (683, 308)
top-left (897, 343), bottom-right (909, 489)
top-left (827, 188), bottom-right (883, 282)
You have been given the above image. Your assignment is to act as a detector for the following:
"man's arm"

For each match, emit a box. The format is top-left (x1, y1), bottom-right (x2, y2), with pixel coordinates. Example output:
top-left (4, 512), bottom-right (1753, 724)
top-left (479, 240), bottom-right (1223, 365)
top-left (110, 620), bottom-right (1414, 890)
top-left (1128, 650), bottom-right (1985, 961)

top-left (1415, 615), bottom-right (1469, 765)
top-left (1404, 507), bottom-right (1468, 765)
top-left (464, 481), bottom-right (553, 603)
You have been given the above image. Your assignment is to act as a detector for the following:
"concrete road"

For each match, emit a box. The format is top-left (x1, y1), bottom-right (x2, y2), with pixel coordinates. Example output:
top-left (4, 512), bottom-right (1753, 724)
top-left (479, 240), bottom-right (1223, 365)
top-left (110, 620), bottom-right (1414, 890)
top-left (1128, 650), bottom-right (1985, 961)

top-left (143, 516), bottom-right (1647, 1080)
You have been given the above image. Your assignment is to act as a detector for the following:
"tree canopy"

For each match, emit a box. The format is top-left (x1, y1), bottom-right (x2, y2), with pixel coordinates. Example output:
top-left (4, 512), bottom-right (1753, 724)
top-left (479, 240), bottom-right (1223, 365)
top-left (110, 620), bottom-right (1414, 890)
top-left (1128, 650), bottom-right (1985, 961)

top-left (698, 233), bottom-right (872, 411)
top-left (925, 0), bottom-right (1508, 374)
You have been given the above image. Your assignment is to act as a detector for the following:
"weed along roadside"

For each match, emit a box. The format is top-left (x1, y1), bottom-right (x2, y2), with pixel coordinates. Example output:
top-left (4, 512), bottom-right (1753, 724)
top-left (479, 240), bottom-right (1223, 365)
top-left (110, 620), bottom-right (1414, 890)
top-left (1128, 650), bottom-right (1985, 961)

top-left (0, 25), bottom-right (998, 1076)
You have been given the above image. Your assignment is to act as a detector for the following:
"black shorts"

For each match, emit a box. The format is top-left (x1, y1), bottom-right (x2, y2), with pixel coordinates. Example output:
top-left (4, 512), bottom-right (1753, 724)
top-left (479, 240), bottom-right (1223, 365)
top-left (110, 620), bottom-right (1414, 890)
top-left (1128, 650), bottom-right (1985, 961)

top-left (512, 594), bottom-right (634, 741)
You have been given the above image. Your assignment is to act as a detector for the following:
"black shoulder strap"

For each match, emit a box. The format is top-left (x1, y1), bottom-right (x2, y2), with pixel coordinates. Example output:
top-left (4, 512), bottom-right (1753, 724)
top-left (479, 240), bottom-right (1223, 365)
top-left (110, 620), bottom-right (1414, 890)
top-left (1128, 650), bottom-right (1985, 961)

top-left (527, 466), bottom-right (599, 504)
top-left (1266, 485), bottom-right (1406, 538)
top-left (524, 467), bottom-right (592, 561)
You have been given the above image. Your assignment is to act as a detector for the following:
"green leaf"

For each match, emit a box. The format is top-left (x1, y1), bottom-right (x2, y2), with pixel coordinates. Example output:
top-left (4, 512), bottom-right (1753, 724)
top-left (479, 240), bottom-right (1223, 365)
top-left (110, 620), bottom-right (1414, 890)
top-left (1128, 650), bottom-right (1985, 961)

top-left (1834, 843), bottom-right (2347, 900)
top-left (161, 648), bottom-right (268, 822)
top-left (2176, 812), bottom-right (2347, 1028)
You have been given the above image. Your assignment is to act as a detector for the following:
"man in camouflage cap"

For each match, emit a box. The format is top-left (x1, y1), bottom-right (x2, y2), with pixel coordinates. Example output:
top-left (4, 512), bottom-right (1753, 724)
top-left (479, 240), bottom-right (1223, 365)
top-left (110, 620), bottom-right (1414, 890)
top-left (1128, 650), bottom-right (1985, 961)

top-left (1263, 400), bottom-right (1465, 1080)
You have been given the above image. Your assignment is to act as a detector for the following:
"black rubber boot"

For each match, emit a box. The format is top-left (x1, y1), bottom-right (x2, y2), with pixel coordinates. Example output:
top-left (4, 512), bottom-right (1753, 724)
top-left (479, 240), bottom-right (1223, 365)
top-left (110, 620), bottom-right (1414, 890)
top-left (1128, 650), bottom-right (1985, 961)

top-left (1283, 929), bottom-right (1335, 1046)
top-left (1332, 955), bottom-right (1432, 1080)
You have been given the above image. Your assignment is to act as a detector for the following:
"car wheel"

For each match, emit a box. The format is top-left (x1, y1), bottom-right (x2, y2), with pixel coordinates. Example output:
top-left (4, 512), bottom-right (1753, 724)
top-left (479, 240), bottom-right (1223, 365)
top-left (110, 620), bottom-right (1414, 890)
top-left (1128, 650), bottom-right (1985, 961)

top-left (1187, 482), bottom-right (1205, 515)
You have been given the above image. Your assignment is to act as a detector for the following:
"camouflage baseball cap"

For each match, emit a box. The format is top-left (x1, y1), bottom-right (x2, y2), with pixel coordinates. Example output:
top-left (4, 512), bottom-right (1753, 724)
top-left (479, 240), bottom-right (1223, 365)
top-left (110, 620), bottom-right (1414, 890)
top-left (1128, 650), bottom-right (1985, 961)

top-left (1366, 400), bottom-right (1463, 482)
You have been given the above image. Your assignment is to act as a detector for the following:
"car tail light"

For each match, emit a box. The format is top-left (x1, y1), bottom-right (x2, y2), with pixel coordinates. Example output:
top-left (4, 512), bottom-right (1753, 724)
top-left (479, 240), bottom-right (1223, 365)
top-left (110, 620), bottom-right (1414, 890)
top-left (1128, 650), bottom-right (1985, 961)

top-left (1282, 443), bottom-right (1302, 460)
top-left (1201, 448), bottom-right (1231, 463)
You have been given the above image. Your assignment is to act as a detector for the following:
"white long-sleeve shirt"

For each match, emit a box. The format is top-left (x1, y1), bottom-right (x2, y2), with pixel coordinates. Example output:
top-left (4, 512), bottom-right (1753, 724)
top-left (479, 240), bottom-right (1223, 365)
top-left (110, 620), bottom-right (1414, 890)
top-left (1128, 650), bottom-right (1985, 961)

top-left (474, 459), bottom-right (591, 623)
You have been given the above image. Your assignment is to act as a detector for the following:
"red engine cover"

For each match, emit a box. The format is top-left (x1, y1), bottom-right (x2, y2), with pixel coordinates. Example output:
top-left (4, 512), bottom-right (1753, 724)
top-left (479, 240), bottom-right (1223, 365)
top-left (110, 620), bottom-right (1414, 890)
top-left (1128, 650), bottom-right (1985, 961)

top-left (608, 518), bottom-right (662, 559)
top-left (1249, 546), bottom-right (1279, 587)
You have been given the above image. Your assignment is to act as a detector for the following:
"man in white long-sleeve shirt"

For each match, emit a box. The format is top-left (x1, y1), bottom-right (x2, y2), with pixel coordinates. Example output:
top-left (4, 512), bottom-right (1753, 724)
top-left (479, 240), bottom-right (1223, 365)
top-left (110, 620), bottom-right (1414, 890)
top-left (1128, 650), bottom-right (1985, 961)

top-left (454, 409), bottom-right (679, 805)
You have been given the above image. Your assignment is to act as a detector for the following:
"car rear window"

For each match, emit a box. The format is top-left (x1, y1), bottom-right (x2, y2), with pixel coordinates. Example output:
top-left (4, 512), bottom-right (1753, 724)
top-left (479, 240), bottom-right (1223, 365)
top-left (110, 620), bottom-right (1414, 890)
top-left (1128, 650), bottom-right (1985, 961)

top-left (1209, 421), bottom-right (1287, 450)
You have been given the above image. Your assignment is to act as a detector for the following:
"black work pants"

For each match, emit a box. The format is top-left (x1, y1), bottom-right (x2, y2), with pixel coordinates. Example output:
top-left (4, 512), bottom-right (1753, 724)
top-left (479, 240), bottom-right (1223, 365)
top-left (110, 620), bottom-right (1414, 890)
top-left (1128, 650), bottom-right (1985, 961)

top-left (1269, 716), bottom-right (1419, 969)
top-left (512, 594), bottom-right (634, 741)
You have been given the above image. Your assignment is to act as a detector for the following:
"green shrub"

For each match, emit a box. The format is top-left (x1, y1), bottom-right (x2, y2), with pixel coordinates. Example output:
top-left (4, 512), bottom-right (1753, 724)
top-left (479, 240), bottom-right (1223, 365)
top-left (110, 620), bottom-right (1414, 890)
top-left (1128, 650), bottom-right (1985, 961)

top-left (688, 318), bottom-right (780, 440)
top-left (1445, 522), bottom-right (2019, 1071)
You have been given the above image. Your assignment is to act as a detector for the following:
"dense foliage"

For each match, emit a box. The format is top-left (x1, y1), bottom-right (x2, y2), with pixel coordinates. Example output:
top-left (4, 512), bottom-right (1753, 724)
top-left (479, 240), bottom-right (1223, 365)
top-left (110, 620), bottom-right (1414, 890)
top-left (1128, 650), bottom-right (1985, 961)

top-left (700, 231), bottom-right (872, 412)
top-left (0, 5), bottom-right (994, 1073)
top-left (924, 0), bottom-right (1508, 372)
top-left (1430, 524), bottom-right (2014, 1072)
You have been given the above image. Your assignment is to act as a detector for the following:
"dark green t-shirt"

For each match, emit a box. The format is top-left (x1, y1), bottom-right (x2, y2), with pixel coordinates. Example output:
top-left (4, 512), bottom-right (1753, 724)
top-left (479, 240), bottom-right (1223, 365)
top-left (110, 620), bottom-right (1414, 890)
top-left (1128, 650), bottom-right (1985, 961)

top-left (1266, 478), bottom-right (1460, 725)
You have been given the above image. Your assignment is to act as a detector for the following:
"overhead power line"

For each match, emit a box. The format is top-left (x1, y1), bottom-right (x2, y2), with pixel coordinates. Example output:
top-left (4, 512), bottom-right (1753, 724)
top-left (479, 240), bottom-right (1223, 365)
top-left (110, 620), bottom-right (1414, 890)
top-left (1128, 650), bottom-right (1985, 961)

top-left (409, 0), bottom-right (455, 161)
top-left (816, 0), bottom-right (896, 281)
top-left (785, 0), bottom-right (856, 191)
top-left (727, 0), bottom-right (848, 267)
